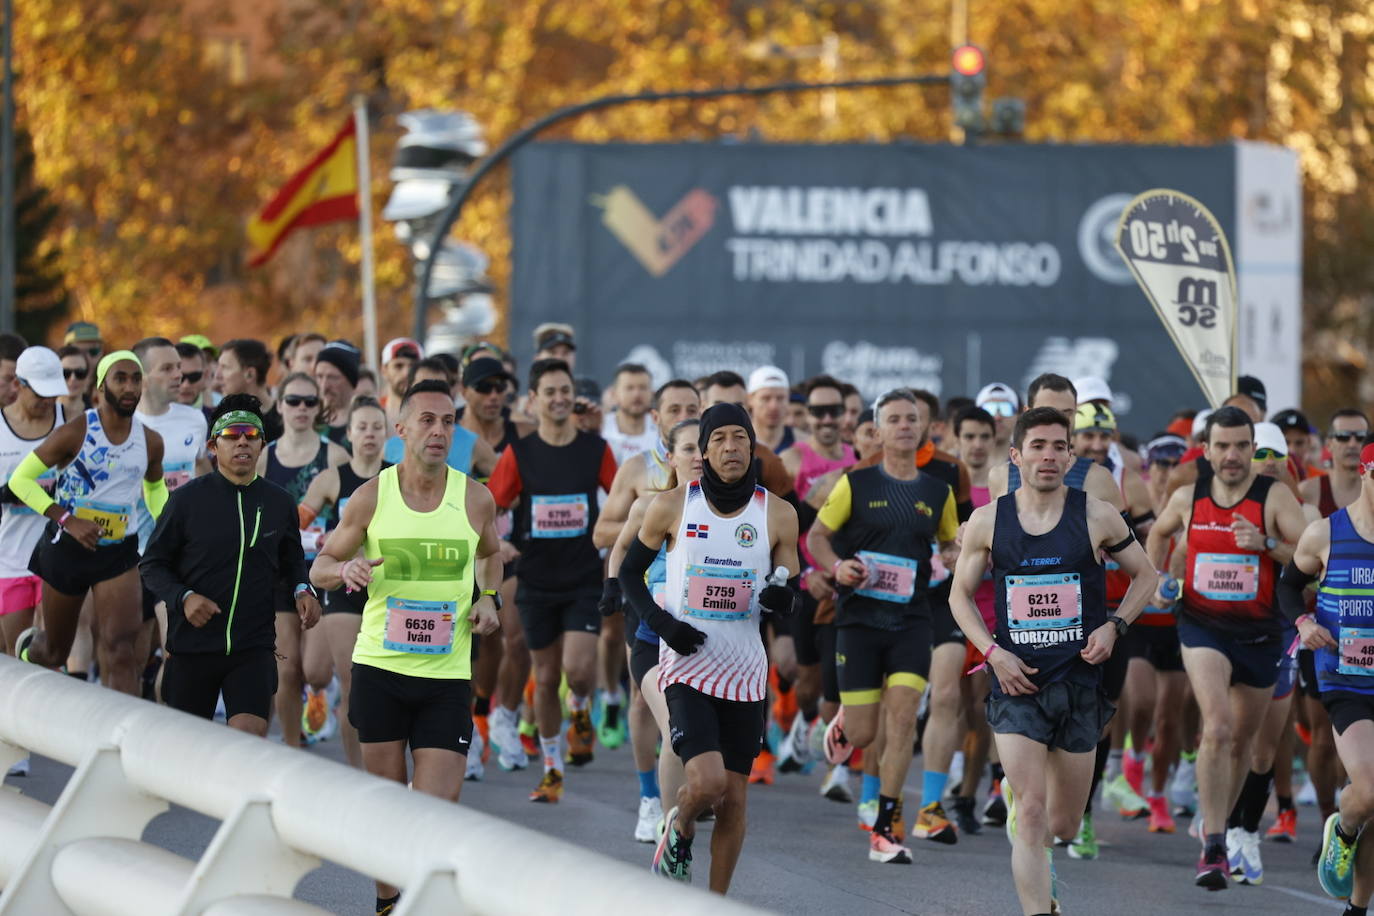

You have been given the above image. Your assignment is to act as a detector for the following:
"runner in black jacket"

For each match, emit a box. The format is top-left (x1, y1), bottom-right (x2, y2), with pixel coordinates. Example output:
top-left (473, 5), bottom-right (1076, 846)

top-left (141, 394), bottom-right (321, 734)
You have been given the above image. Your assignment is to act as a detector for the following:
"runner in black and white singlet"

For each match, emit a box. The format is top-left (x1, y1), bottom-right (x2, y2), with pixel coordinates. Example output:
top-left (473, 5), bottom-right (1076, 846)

top-left (0, 347), bottom-right (65, 655)
top-left (951, 406), bottom-right (1157, 916)
top-left (12, 350), bottom-right (167, 696)
top-left (620, 402), bottom-right (799, 892)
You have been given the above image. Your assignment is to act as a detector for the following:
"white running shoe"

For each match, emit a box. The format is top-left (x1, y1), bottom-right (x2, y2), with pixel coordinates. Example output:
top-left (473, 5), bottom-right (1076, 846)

top-left (635, 796), bottom-right (664, 843)
top-left (821, 764), bottom-right (854, 803)
top-left (946, 750), bottom-right (965, 797)
top-left (778, 714), bottom-right (812, 772)
top-left (1226, 826), bottom-right (1244, 874)
top-left (491, 707), bottom-right (527, 771)
top-left (1296, 776), bottom-right (1318, 807)
top-left (465, 731), bottom-right (485, 781)
top-left (1236, 828), bottom-right (1263, 885)
top-left (1169, 757), bottom-right (1198, 814)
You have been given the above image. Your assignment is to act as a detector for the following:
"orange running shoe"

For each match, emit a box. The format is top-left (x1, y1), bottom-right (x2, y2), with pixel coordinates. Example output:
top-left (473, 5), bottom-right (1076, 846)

top-left (749, 749), bottom-right (776, 785)
top-left (303, 688), bottom-right (328, 733)
top-left (913, 800), bottom-right (958, 845)
top-left (529, 769), bottom-right (563, 803)
top-left (566, 709), bottom-right (595, 766)
top-left (1265, 807), bottom-right (1296, 843)
top-left (1147, 795), bottom-right (1176, 833)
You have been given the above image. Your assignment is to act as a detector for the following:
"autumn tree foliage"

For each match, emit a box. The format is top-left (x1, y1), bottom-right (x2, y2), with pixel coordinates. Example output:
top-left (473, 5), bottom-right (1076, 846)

top-left (13, 0), bottom-right (1374, 408)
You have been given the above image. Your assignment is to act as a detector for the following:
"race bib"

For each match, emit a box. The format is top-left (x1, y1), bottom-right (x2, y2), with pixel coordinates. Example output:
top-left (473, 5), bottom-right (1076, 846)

top-left (301, 521), bottom-right (327, 560)
top-left (73, 498), bottom-right (130, 545)
top-left (163, 461), bottom-right (193, 492)
top-left (531, 494), bottom-right (589, 539)
top-left (683, 564), bottom-right (756, 621)
top-left (855, 550), bottom-right (918, 603)
top-left (1192, 552), bottom-right (1259, 602)
top-left (382, 596), bottom-right (456, 655)
top-left (1338, 626), bottom-right (1374, 676)
top-left (1005, 573), bottom-right (1082, 630)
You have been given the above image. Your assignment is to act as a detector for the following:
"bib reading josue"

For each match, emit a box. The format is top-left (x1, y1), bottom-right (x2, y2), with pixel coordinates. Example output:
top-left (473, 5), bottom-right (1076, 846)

top-left (1005, 573), bottom-right (1082, 630)
top-left (382, 597), bottom-right (456, 655)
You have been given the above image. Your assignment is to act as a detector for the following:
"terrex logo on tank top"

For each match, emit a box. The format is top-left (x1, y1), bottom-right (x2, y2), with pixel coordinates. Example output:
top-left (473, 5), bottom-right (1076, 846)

top-left (378, 538), bottom-right (470, 581)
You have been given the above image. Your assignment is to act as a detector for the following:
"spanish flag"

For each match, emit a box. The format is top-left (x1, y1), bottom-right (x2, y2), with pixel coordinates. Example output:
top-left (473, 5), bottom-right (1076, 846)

top-left (246, 119), bottom-right (360, 267)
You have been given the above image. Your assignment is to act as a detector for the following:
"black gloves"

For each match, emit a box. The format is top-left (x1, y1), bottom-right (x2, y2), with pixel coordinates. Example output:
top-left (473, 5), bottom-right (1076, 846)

top-left (599, 578), bottom-right (623, 618)
top-left (660, 618), bottom-right (708, 656)
top-left (759, 583), bottom-right (798, 620)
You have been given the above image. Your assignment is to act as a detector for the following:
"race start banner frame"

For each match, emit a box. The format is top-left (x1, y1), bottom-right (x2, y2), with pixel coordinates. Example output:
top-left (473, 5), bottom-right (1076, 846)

top-left (511, 141), bottom-right (1299, 433)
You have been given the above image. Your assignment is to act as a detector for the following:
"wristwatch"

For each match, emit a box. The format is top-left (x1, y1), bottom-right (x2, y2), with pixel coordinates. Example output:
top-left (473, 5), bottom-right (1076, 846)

top-left (1106, 614), bottom-right (1129, 638)
top-left (479, 587), bottom-right (503, 610)
top-left (1264, 536), bottom-right (1278, 552)
top-left (294, 583), bottom-right (316, 600)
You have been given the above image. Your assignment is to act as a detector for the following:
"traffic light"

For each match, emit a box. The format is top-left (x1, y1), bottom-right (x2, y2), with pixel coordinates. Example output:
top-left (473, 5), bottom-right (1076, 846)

top-left (950, 44), bottom-right (986, 132)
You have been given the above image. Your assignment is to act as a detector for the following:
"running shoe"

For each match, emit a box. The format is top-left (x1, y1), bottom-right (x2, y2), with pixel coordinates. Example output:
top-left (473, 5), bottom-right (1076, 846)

top-left (653, 806), bottom-right (692, 882)
top-left (6, 756), bottom-right (29, 777)
top-left (1170, 754), bottom-right (1198, 816)
top-left (913, 800), bottom-right (958, 845)
top-left (823, 708), bottom-right (855, 766)
top-left (1067, 812), bottom-right (1098, 860)
top-left (749, 749), bottom-right (776, 785)
top-left (489, 707), bottom-right (523, 767)
top-left (1235, 829), bottom-right (1263, 885)
top-left (1122, 750), bottom-right (1146, 799)
top-left (1004, 780), bottom-right (1017, 845)
top-left (635, 796), bottom-right (664, 843)
top-left (857, 799), bottom-right (878, 832)
top-left (519, 721), bottom-right (539, 761)
top-left (778, 714), bottom-right (814, 773)
top-left (807, 715), bottom-right (827, 762)
top-left (1296, 776), bottom-right (1318, 807)
top-left (529, 769), bottom-right (563, 804)
top-left (1265, 807), bottom-right (1297, 843)
top-left (1104, 773), bottom-right (1148, 819)
top-left (301, 686), bottom-right (337, 745)
top-left (820, 764), bottom-right (853, 803)
top-left (1318, 812), bottom-right (1357, 899)
top-left (566, 709), bottom-right (595, 766)
top-left (869, 828), bottom-right (913, 865)
top-left (1146, 795), bottom-right (1176, 834)
top-left (1187, 809), bottom-right (1203, 841)
top-left (1196, 843), bottom-right (1229, 891)
top-left (982, 781), bottom-right (1008, 827)
top-left (15, 627), bottom-right (35, 664)
top-left (597, 697), bottom-right (627, 750)
top-left (948, 796), bottom-right (983, 835)
top-left (1226, 826), bottom-right (1244, 876)
top-left (465, 731), bottom-right (485, 781)
top-left (376, 893), bottom-right (400, 915)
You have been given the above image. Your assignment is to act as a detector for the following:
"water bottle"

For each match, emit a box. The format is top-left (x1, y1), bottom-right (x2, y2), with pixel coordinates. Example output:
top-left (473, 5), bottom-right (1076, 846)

top-left (766, 566), bottom-right (790, 588)
top-left (1160, 575), bottom-right (1180, 601)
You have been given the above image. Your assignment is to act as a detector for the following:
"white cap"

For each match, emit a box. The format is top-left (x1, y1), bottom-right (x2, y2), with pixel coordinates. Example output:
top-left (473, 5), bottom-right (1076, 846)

top-left (15, 346), bottom-right (67, 398)
top-left (747, 365), bottom-right (789, 394)
top-left (1254, 421), bottom-right (1288, 457)
top-left (381, 337), bottom-right (423, 364)
top-left (1191, 408), bottom-right (1215, 440)
top-left (975, 382), bottom-right (1020, 409)
top-left (1073, 376), bottom-right (1113, 405)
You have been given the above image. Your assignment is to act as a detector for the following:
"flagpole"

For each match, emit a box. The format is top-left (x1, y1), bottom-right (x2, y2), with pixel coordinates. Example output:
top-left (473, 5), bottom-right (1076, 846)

top-left (353, 94), bottom-right (379, 371)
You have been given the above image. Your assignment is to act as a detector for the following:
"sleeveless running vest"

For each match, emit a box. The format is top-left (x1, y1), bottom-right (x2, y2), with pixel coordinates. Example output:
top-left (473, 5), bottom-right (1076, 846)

top-left (333, 461), bottom-right (390, 529)
top-left (0, 403), bottom-right (64, 576)
top-left (661, 481), bottom-right (772, 702)
top-left (1319, 475), bottom-right (1341, 519)
top-left (508, 430), bottom-right (608, 591)
top-left (832, 465), bottom-right (954, 630)
top-left (265, 438), bottom-right (332, 558)
top-left (353, 465), bottom-right (480, 678)
top-left (1313, 508), bottom-right (1374, 695)
top-left (1181, 474), bottom-right (1281, 636)
top-left (794, 440), bottom-right (855, 501)
top-left (991, 488), bottom-right (1107, 689)
top-left (54, 408), bottom-right (147, 546)
top-left (1007, 455), bottom-right (1094, 493)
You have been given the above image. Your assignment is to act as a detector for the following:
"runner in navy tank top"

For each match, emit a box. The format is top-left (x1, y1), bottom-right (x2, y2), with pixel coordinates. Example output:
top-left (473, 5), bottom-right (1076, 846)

top-left (1281, 441), bottom-right (1374, 904)
top-left (1146, 406), bottom-right (1309, 891)
top-left (951, 407), bottom-right (1157, 916)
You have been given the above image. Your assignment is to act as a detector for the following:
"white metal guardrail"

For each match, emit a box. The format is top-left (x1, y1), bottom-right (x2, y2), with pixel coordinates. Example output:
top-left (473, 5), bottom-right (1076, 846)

top-left (0, 657), bottom-right (763, 915)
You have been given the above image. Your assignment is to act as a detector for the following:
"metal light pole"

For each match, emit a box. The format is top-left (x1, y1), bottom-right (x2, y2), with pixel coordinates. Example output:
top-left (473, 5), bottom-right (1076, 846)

top-left (1, 0), bottom-right (15, 335)
top-left (411, 73), bottom-right (951, 341)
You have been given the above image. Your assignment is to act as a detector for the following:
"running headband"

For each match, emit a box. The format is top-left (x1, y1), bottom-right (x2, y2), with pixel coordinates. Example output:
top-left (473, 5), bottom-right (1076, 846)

top-left (1362, 443), bottom-right (1374, 475)
top-left (1073, 402), bottom-right (1116, 433)
top-left (211, 409), bottom-right (265, 439)
top-left (95, 350), bottom-right (143, 388)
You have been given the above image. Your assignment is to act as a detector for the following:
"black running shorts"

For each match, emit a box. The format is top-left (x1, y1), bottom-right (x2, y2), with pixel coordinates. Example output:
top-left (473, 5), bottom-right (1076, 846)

top-left (1320, 690), bottom-right (1374, 737)
top-left (29, 528), bottom-right (139, 596)
top-left (163, 648), bottom-right (277, 721)
top-left (986, 680), bottom-right (1115, 754)
top-left (1124, 625), bottom-right (1183, 672)
top-left (349, 663), bottom-right (474, 753)
top-left (516, 583), bottom-right (600, 651)
top-left (835, 619), bottom-right (932, 705)
top-left (664, 683), bottom-right (765, 776)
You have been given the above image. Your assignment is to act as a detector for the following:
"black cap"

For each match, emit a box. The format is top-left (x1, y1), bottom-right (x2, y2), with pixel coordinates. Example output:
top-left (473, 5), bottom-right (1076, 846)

top-left (462, 357), bottom-right (514, 388)
top-left (1270, 408), bottom-right (1311, 433)
top-left (536, 330), bottom-right (576, 351)
top-left (1237, 375), bottom-right (1267, 412)
top-left (315, 343), bottom-right (360, 387)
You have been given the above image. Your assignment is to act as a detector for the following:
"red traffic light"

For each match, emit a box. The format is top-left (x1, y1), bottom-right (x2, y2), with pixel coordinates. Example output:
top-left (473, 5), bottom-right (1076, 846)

top-left (951, 45), bottom-right (986, 77)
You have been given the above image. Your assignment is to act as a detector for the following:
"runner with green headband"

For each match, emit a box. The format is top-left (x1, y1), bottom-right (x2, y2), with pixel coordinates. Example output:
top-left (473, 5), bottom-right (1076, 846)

top-left (141, 394), bottom-right (320, 735)
top-left (11, 349), bottom-right (167, 696)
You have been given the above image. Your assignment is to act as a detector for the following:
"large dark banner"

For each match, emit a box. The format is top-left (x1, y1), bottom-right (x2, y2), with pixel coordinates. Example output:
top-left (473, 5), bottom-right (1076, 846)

top-left (511, 142), bottom-right (1241, 432)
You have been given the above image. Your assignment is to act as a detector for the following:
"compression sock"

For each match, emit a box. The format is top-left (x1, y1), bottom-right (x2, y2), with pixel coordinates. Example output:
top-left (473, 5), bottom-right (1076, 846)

top-left (540, 737), bottom-right (560, 773)
top-left (1204, 832), bottom-right (1226, 857)
top-left (638, 769), bottom-right (659, 798)
top-left (874, 794), bottom-right (899, 836)
top-left (1342, 904), bottom-right (1367, 916)
top-left (922, 770), bottom-right (950, 807)
top-left (1240, 767), bottom-right (1275, 833)
top-left (1277, 794), bottom-right (1294, 812)
top-left (861, 773), bottom-right (882, 805)
top-left (473, 694), bottom-right (491, 717)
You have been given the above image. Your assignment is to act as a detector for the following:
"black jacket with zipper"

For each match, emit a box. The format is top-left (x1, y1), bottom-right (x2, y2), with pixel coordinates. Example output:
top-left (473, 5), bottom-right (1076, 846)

top-left (141, 472), bottom-right (308, 656)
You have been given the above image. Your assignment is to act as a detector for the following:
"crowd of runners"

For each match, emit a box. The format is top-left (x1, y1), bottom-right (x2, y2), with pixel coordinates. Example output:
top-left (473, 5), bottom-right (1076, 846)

top-left (1, 318), bottom-right (1372, 916)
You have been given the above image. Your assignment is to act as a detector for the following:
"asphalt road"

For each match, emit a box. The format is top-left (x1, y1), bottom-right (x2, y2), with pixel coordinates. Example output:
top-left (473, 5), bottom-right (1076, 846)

top-left (5, 709), bottom-right (1342, 915)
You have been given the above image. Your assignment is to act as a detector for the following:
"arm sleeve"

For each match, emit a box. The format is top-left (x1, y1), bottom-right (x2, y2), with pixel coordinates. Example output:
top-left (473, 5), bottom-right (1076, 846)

top-left (618, 537), bottom-right (677, 637)
top-left (7, 452), bottom-right (56, 516)
top-left (486, 447), bottom-right (521, 509)
top-left (937, 484), bottom-right (960, 542)
top-left (139, 489), bottom-right (190, 615)
top-left (598, 444), bottom-right (618, 493)
top-left (1277, 562), bottom-right (1318, 623)
top-left (956, 462), bottom-right (973, 522)
top-left (143, 477), bottom-right (169, 520)
top-left (816, 473), bottom-right (853, 532)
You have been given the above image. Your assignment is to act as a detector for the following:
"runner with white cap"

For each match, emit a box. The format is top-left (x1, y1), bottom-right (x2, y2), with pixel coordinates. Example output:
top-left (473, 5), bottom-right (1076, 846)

top-left (379, 337), bottom-right (422, 427)
top-left (748, 366), bottom-right (796, 455)
top-left (975, 382), bottom-right (1020, 456)
top-left (1074, 376), bottom-right (1141, 477)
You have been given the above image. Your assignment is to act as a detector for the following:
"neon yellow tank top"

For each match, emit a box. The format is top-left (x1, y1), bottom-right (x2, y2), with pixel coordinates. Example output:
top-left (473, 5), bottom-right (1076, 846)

top-left (352, 465), bottom-right (479, 679)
